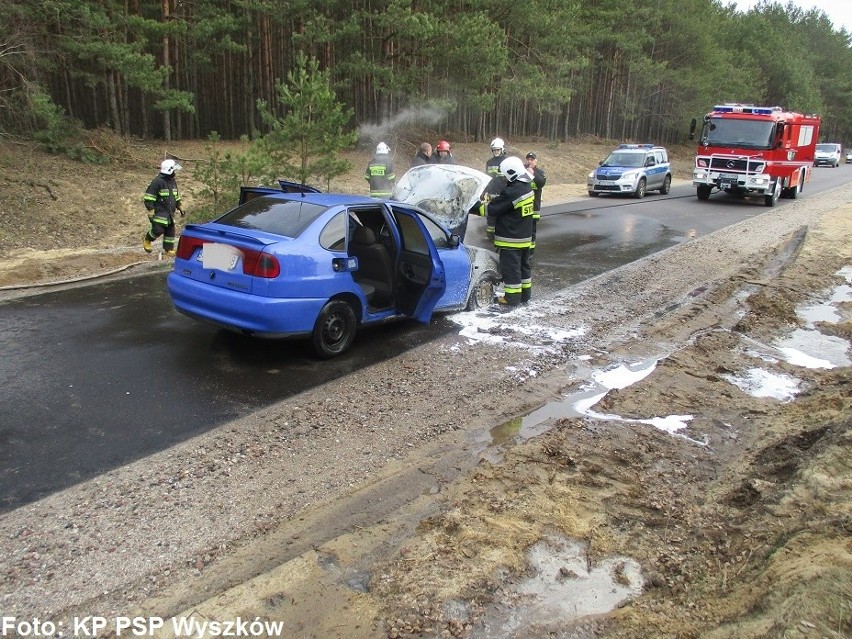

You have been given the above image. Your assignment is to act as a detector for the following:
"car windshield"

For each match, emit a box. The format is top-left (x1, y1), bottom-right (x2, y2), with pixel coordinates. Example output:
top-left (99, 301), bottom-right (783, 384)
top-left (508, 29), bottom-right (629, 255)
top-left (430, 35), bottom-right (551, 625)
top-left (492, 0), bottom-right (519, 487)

top-left (215, 195), bottom-right (328, 237)
top-left (702, 118), bottom-right (774, 149)
top-left (816, 144), bottom-right (838, 152)
top-left (602, 152), bottom-right (644, 168)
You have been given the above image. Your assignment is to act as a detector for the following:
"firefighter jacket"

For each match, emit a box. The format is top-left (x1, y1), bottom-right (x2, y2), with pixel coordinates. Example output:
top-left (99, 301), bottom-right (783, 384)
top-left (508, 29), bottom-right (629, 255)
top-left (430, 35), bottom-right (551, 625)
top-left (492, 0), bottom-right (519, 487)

top-left (529, 166), bottom-right (547, 218)
top-left (365, 156), bottom-right (396, 198)
top-left (484, 154), bottom-right (507, 196)
top-left (144, 173), bottom-right (182, 219)
top-left (479, 179), bottom-right (535, 249)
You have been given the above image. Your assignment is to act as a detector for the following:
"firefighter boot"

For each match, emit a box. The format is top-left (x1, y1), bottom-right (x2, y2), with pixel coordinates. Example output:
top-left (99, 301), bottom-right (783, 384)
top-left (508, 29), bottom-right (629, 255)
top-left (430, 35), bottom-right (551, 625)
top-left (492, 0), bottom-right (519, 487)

top-left (142, 235), bottom-right (152, 253)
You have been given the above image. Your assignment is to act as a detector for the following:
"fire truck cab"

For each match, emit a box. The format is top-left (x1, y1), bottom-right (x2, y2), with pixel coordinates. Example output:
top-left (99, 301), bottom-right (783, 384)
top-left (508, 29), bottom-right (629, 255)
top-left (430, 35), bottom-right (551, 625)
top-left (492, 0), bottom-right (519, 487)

top-left (689, 104), bottom-right (821, 207)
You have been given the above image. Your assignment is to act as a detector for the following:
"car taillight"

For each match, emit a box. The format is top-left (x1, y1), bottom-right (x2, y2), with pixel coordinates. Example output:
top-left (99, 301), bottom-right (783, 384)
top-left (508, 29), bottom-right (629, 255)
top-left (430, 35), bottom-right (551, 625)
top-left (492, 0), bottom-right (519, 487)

top-left (242, 249), bottom-right (280, 278)
top-left (176, 236), bottom-right (204, 260)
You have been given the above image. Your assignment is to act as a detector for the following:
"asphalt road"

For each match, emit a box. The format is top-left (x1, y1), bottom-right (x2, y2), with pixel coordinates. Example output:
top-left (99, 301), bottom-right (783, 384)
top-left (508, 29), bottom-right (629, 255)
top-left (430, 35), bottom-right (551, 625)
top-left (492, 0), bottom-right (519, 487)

top-left (1, 166), bottom-right (849, 510)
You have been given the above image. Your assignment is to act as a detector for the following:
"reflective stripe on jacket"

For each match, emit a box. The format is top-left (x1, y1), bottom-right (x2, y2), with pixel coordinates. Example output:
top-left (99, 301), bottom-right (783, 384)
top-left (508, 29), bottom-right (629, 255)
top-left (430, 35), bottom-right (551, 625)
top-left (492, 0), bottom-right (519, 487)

top-left (365, 157), bottom-right (396, 197)
top-left (485, 180), bottom-right (535, 249)
top-left (144, 174), bottom-right (181, 217)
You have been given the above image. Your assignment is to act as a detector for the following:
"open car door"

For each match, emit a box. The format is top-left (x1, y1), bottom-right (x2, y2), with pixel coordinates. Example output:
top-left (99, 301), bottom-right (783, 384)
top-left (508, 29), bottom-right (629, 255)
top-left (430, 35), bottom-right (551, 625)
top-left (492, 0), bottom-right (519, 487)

top-left (392, 207), bottom-right (447, 323)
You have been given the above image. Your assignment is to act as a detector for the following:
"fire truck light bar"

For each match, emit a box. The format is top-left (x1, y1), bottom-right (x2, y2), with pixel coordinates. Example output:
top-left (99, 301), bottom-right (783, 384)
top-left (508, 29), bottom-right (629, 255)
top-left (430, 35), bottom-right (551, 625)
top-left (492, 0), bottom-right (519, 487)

top-left (713, 104), bottom-right (781, 115)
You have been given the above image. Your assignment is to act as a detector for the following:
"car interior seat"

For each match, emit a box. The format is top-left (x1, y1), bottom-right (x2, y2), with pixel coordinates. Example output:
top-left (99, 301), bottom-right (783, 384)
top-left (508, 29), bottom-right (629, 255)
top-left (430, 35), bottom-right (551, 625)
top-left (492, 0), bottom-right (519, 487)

top-left (349, 226), bottom-right (394, 307)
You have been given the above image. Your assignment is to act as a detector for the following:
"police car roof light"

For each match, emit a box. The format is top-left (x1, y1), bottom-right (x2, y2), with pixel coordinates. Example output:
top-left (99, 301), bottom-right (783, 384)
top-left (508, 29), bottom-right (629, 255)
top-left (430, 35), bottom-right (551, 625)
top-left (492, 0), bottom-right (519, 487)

top-left (618, 143), bottom-right (654, 149)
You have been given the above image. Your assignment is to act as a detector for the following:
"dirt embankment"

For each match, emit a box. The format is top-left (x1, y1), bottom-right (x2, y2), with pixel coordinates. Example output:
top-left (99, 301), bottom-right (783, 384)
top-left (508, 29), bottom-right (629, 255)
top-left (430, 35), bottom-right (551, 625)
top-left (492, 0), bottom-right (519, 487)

top-left (0, 138), bottom-right (849, 638)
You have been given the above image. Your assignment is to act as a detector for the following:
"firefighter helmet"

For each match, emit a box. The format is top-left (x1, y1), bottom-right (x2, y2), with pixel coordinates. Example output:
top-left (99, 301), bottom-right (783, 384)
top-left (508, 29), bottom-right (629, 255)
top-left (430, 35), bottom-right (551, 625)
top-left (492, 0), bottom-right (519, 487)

top-left (490, 137), bottom-right (505, 155)
top-left (376, 142), bottom-right (390, 155)
top-left (436, 140), bottom-right (451, 152)
top-left (499, 156), bottom-right (530, 182)
top-left (160, 159), bottom-right (182, 175)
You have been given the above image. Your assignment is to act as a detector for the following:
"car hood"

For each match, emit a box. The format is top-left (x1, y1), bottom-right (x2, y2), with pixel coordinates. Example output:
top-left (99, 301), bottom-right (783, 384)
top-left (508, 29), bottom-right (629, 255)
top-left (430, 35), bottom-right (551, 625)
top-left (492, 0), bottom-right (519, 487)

top-left (391, 164), bottom-right (491, 238)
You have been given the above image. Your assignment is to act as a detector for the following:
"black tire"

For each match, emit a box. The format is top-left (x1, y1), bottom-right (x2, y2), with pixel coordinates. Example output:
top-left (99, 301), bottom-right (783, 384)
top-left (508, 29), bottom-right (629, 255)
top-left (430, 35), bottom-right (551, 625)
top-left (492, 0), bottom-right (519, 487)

top-left (312, 299), bottom-right (357, 358)
top-left (696, 184), bottom-right (711, 200)
top-left (633, 178), bottom-right (647, 199)
top-left (764, 180), bottom-right (780, 207)
top-left (466, 270), bottom-right (498, 311)
top-left (659, 174), bottom-right (672, 195)
top-left (588, 191), bottom-right (599, 197)
top-left (788, 170), bottom-right (803, 199)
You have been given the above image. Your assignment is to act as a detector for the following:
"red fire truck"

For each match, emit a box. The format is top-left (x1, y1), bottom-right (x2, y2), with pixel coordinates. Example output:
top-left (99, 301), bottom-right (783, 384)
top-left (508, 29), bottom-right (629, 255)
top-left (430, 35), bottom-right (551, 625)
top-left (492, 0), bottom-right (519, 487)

top-left (689, 104), bottom-right (821, 207)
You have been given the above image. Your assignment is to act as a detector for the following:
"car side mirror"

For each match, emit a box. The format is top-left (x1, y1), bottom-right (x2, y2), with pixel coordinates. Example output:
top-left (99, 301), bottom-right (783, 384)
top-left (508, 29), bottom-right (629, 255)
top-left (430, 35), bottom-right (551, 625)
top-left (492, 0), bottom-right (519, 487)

top-left (645, 157), bottom-right (655, 167)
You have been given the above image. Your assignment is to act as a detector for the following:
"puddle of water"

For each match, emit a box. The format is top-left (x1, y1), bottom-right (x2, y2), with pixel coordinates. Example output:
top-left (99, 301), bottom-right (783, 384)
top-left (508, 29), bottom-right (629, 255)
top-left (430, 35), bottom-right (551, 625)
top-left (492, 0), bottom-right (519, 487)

top-left (798, 283), bottom-right (852, 326)
top-left (722, 367), bottom-right (800, 402)
top-left (473, 535), bottom-right (643, 636)
top-left (774, 328), bottom-right (850, 369)
top-left (477, 357), bottom-right (706, 461)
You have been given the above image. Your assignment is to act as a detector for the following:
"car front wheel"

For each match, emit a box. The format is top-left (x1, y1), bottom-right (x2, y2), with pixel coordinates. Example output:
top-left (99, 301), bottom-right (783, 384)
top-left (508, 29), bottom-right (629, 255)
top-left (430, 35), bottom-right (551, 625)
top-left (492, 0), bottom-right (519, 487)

top-left (633, 178), bottom-right (646, 199)
top-left (312, 299), bottom-right (357, 358)
top-left (467, 270), bottom-right (499, 310)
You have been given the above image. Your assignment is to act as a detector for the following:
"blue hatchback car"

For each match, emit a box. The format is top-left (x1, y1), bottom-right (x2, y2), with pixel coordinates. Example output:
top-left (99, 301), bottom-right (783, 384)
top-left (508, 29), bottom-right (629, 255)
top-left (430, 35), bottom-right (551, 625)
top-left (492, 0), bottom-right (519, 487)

top-left (167, 164), bottom-right (499, 357)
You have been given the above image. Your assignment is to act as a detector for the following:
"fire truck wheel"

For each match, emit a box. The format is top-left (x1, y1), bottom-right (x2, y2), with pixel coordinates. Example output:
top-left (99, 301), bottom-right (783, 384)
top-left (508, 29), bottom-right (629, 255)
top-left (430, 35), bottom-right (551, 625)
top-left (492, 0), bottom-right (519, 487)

top-left (659, 175), bottom-right (672, 195)
top-left (764, 181), bottom-right (781, 207)
top-left (696, 185), bottom-right (711, 200)
top-left (633, 178), bottom-right (647, 199)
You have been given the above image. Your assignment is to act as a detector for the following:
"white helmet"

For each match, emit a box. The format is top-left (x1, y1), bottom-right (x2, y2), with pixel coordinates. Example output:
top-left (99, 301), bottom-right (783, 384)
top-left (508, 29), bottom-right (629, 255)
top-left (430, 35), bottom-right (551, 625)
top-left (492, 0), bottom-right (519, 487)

top-left (490, 137), bottom-right (505, 154)
top-left (376, 142), bottom-right (390, 155)
top-left (160, 159), bottom-right (182, 175)
top-left (499, 156), bottom-right (530, 182)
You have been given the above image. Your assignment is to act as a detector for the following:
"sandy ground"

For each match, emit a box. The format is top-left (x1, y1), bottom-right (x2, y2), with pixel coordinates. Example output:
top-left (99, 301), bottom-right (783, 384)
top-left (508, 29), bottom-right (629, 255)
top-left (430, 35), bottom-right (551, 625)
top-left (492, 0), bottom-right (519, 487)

top-left (0, 140), bottom-right (850, 638)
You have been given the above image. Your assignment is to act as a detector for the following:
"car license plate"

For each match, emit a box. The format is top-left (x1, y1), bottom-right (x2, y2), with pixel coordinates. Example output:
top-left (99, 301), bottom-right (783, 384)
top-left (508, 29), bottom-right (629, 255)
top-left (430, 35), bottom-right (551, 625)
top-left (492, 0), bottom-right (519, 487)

top-left (201, 243), bottom-right (241, 271)
top-left (598, 180), bottom-right (614, 185)
top-left (719, 172), bottom-right (738, 180)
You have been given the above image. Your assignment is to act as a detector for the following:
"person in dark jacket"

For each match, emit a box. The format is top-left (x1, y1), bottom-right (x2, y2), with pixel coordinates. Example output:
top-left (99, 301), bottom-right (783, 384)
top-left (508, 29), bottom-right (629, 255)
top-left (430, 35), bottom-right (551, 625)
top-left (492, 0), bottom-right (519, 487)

top-left (472, 156), bottom-right (535, 306)
top-left (431, 140), bottom-right (457, 164)
top-left (410, 142), bottom-right (432, 168)
top-left (143, 159), bottom-right (184, 256)
top-left (524, 151), bottom-right (547, 254)
top-left (365, 142), bottom-right (396, 198)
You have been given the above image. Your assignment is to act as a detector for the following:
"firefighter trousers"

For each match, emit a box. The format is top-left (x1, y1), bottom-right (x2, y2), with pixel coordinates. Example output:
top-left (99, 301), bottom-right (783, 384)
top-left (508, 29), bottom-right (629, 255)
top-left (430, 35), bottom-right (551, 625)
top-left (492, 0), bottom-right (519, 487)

top-left (499, 247), bottom-right (532, 305)
top-left (146, 213), bottom-right (177, 251)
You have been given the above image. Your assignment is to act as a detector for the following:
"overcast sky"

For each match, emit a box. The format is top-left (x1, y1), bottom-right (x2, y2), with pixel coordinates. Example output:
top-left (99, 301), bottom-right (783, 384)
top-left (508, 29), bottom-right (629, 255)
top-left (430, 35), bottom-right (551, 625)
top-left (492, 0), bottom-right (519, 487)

top-left (729, 0), bottom-right (852, 33)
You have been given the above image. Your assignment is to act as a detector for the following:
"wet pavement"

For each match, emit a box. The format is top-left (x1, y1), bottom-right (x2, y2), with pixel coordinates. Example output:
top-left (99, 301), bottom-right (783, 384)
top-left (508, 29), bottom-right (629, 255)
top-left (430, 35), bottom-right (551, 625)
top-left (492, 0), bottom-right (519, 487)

top-left (0, 180), bottom-right (844, 511)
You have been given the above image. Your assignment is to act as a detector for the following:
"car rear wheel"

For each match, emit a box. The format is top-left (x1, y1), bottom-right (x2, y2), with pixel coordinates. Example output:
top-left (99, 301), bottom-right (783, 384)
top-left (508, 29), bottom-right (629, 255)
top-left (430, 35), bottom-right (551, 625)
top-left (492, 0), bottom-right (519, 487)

top-left (659, 174), bottom-right (672, 195)
top-left (633, 178), bottom-right (646, 199)
top-left (312, 299), bottom-right (357, 358)
top-left (467, 270), bottom-right (499, 310)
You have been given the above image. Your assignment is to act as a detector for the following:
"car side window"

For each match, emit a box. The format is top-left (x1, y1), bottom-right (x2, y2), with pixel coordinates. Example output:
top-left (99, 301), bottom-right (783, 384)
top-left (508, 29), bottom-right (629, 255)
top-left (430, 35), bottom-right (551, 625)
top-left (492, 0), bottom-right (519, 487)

top-left (319, 211), bottom-right (347, 251)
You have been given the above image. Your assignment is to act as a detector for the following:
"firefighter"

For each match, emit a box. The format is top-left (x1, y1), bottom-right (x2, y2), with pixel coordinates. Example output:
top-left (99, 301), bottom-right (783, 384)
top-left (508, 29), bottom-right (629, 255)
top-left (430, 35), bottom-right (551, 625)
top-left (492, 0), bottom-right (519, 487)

top-left (524, 151), bottom-right (547, 254)
top-left (485, 137), bottom-right (508, 194)
top-left (483, 137), bottom-right (508, 238)
top-left (365, 142), bottom-right (396, 198)
top-left (473, 156), bottom-right (535, 307)
top-left (143, 159), bottom-right (184, 256)
top-left (431, 140), bottom-right (457, 164)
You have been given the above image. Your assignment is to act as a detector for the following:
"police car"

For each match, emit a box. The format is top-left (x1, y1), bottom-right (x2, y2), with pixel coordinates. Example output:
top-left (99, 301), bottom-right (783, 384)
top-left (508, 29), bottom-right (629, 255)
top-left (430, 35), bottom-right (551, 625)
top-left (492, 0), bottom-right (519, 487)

top-left (587, 144), bottom-right (672, 198)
